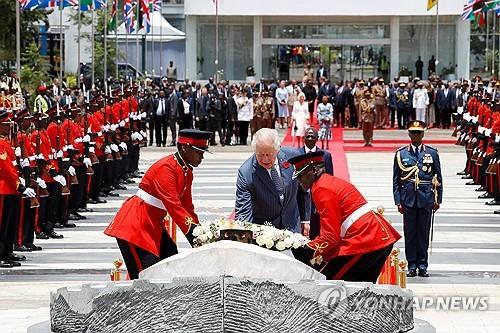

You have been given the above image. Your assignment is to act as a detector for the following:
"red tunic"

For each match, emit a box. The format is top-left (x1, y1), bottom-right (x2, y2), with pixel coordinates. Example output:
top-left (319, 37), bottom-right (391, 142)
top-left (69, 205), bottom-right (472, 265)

top-left (0, 138), bottom-right (19, 195)
top-left (307, 174), bottom-right (401, 261)
top-left (104, 154), bottom-right (199, 256)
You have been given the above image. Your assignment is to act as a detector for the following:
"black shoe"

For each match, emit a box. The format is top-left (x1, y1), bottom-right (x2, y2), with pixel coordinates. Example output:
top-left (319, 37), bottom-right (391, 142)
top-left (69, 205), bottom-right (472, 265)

top-left (156, 143), bottom-right (161, 147)
top-left (169, 141), bottom-right (176, 147)
top-left (210, 142), bottom-right (218, 146)
top-left (13, 245), bottom-right (31, 252)
top-left (8, 253), bottom-right (26, 261)
top-left (54, 222), bottom-right (64, 228)
top-left (407, 269), bottom-right (417, 277)
top-left (162, 143), bottom-right (166, 147)
top-left (479, 193), bottom-right (494, 199)
top-left (68, 214), bottom-right (81, 221)
top-left (94, 198), bottom-right (107, 204)
top-left (36, 232), bottom-right (49, 240)
top-left (465, 181), bottom-right (477, 185)
top-left (64, 223), bottom-right (77, 228)
top-left (78, 207), bottom-right (93, 213)
top-left (87, 199), bottom-right (98, 204)
top-left (124, 179), bottom-right (135, 184)
top-left (107, 192), bottom-right (120, 197)
top-left (74, 212), bottom-right (87, 220)
top-left (418, 269), bottom-right (429, 277)
top-left (99, 191), bottom-right (109, 197)
top-left (0, 260), bottom-right (13, 268)
top-left (115, 184), bottom-right (127, 190)
top-left (457, 171), bottom-right (467, 175)
top-left (495, 210), bottom-right (500, 214)
top-left (27, 244), bottom-right (42, 251)
top-left (462, 175), bottom-right (473, 179)
top-left (48, 231), bottom-right (64, 239)
top-left (475, 186), bottom-right (486, 192)
top-left (8, 260), bottom-right (21, 267)
top-left (486, 199), bottom-right (500, 206)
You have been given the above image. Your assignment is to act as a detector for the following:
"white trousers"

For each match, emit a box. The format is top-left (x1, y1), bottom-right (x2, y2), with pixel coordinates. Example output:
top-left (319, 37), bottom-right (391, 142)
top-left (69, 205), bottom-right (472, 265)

top-left (416, 108), bottom-right (426, 122)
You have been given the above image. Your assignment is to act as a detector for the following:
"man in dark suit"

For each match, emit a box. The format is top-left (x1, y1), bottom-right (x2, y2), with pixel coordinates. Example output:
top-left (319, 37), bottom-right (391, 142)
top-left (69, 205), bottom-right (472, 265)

top-left (167, 85), bottom-right (179, 146)
top-left (335, 81), bottom-right (351, 127)
top-left (60, 89), bottom-right (75, 107)
top-left (318, 79), bottom-right (335, 104)
top-left (316, 64), bottom-right (328, 87)
top-left (140, 90), bottom-right (155, 145)
top-left (436, 82), bottom-right (456, 129)
top-left (235, 128), bottom-right (310, 234)
top-left (196, 87), bottom-right (209, 131)
top-left (255, 78), bottom-right (268, 93)
top-left (299, 127), bottom-right (334, 239)
top-left (153, 90), bottom-right (169, 147)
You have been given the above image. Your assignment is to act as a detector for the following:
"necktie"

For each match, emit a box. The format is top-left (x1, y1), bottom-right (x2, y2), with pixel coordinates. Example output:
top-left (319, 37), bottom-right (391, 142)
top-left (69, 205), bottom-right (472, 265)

top-left (415, 146), bottom-right (419, 156)
top-left (161, 99), bottom-right (164, 115)
top-left (270, 166), bottom-right (284, 202)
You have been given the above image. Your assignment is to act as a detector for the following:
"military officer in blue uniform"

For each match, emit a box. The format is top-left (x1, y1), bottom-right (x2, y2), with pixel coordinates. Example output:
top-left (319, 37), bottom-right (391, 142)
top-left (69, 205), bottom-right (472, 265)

top-left (393, 120), bottom-right (443, 278)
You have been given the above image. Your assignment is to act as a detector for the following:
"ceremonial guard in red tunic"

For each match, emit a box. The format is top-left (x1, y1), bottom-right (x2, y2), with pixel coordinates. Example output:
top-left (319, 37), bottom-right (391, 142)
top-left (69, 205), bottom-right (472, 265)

top-left (289, 151), bottom-right (401, 282)
top-left (105, 129), bottom-right (212, 279)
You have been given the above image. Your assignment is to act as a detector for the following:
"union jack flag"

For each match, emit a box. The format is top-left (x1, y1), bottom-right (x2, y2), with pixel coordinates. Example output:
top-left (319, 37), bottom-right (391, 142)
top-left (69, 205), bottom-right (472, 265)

top-left (151, 0), bottom-right (161, 12)
top-left (42, 0), bottom-right (78, 8)
top-left (19, 0), bottom-right (41, 10)
top-left (124, 0), bottom-right (135, 34)
top-left (141, 0), bottom-right (151, 33)
top-left (78, 0), bottom-right (106, 11)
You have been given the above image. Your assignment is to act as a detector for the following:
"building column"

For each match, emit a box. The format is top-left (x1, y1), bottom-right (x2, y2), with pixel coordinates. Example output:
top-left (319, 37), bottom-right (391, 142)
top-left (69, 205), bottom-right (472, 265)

top-left (253, 16), bottom-right (263, 80)
top-left (390, 16), bottom-right (400, 81)
top-left (455, 17), bottom-right (470, 79)
top-left (185, 15), bottom-right (197, 80)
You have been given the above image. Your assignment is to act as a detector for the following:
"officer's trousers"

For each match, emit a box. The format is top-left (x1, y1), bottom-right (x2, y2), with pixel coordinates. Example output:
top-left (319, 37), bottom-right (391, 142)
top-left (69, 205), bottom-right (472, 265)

top-left (402, 205), bottom-right (432, 270)
top-left (0, 195), bottom-right (19, 260)
top-left (17, 197), bottom-right (35, 246)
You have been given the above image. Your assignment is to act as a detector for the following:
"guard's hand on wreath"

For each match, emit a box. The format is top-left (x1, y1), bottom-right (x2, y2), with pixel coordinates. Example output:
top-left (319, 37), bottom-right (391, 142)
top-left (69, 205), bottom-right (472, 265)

top-left (291, 245), bottom-right (315, 266)
top-left (185, 224), bottom-right (197, 246)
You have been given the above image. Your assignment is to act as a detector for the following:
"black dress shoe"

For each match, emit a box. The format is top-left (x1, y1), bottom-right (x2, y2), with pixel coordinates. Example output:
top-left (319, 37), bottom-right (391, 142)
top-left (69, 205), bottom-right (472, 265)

top-left (7, 253), bottom-right (26, 261)
top-left (407, 269), bottom-right (417, 277)
top-left (107, 192), bottom-right (119, 197)
top-left (54, 222), bottom-right (64, 228)
top-left (495, 210), bottom-right (500, 214)
top-left (169, 141), bottom-right (176, 147)
top-left (48, 231), bottom-right (64, 239)
top-left (9, 261), bottom-right (21, 267)
top-left (13, 245), bottom-right (31, 252)
top-left (418, 269), bottom-right (429, 277)
top-left (479, 193), bottom-right (494, 199)
top-left (87, 199), bottom-right (98, 204)
top-left (486, 199), bottom-right (500, 206)
top-left (0, 260), bottom-right (13, 268)
top-left (457, 171), bottom-right (467, 175)
top-left (124, 179), bottom-right (135, 184)
top-left (64, 222), bottom-right (77, 228)
top-left (36, 232), bottom-right (49, 240)
top-left (27, 244), bottom-right (42, 251)
top-left (68, 214), bottom-right (81, 221)
top-left (115, 184), bottom-right (127, 190)
top-left (475, 186), bottom-right (486, 192)
top-left (462, 175), bottom-right (473, 179)
top-left (78, 208), bottom-right (93, 213)
top-left (74, 212), bottom-right (87, 220)
top-left (465, 181), bottom-right (477, 185)
top-left (94, 198), bottom-right (107, 204)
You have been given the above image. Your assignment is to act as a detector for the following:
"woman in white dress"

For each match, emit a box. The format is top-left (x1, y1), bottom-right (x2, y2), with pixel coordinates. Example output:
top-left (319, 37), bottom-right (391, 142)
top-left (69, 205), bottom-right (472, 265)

top-left (275, 80), bottom-right (289, 129)
top-left (291, 92), bottom-right (310, 147)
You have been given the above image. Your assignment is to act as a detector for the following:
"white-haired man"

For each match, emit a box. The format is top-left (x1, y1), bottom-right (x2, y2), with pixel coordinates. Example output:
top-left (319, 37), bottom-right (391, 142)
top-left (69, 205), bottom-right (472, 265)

top-left (235, 128), bottom-right (311, 235)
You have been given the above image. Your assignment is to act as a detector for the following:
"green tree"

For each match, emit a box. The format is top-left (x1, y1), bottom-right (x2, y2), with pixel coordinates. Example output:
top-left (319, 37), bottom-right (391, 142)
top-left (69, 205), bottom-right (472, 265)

top-left (20, 43), bottom-right (49, 101)
top-left (0, 0), bottom-right (49, 65)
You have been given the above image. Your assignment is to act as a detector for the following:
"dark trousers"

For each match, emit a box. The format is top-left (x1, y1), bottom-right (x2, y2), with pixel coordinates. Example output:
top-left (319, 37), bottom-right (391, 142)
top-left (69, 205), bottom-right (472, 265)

top-left (441, 107), bottom-right (451, 128)
top-left (208, 117), bottom-right (222, 144)
top-left (225, 119), bottom-right (235, 145)
top-left (402, 205), bottom-right (432, 270)
top-left (168, 117), bottom-right (177, 143)
top-left (0, 195), bottom-right (19, 259)
top-left (396, 107), bottom-right (408, 129)
top-left (322, 245), bottom-right (393, 283)
top-left (154, 115), bottom-right (167, 145)
top-left (129, 144), bottom-right (140, 174)
top-left (69, 165), bottom-right (86, 214)
top-left (90, 161), bottom-right (103, 200)
top-left (116, 232), bottom-right (178, 279)
top-left (148, 119), bottom-right (155, 144)
top-left (434, 107), bottom-right (441, 127)
top-left (35, 195), bottom-right (49, 234)
top-left (335, 106), bottom-right (346, 127)
top-left (46, 181), bottom-right (65, 226)
top-left (310, 211), bottom-right (320, 240)
top-left (179, 115), bottom-right (193, 130)
top-left (17, 197), bottom-right (35, 246)
top-left (238, 121), bottom-right (250, 145)
top-left (198, 117), bottom-right (208, 131)
top-left (389, 106), bottom-right (396, 127)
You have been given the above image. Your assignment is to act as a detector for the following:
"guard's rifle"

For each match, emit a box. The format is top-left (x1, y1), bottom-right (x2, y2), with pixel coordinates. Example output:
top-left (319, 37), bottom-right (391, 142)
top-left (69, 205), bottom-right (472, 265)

top-left (82, 105), bottom-right (95, 175)
top-left (118, 101), bottom-right (127, 157)
top-left (65, 120), bottom-right (79, 185)
top-left (17, 128), bottom-right (40, 208)
top-left (103, 101), bottom-right (114, 162)
top-left (34, 131), bottom-right (49, 198)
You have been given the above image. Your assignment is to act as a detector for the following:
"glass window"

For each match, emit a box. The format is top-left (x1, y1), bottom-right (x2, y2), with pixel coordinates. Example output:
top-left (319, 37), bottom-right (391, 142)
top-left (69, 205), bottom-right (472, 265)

top-left (263, 24), bottom-right (389, 39)
top-left (470, 14), bottom-right (499, 79)
top-left (197, 24), bottom-right (253, 80)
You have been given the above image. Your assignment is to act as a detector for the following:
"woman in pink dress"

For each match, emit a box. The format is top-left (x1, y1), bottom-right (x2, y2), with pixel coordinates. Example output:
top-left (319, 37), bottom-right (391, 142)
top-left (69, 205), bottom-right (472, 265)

top-left (292, 93), bottom-right (310, 147)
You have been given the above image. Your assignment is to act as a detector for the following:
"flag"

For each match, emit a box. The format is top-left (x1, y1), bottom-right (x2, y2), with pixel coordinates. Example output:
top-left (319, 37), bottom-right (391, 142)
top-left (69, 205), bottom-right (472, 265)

top-left (40, 0), bottom-right (78, 8)
top-left (109, 0), bottom-right (117, 31)
top-left (124, 0), bottom-right (135, 33)
top-left (19, 0), bottom-right (41, 10)
top-left (427, 0), bottom-right (438, 11)
top-left (141, 0), bottom-right (151, 33)
top-left (151, 0), bottom-right (161, 12)
top-left (78, 0), bottom-right (106, 11)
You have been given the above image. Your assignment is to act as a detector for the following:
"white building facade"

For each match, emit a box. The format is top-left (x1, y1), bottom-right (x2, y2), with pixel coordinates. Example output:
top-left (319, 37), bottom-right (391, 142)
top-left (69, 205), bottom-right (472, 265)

top-left (184, 0), bottom-right (469, 81)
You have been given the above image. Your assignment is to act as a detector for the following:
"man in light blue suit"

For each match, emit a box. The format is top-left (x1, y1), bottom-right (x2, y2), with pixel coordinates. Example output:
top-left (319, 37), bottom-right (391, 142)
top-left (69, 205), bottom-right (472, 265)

top-left (235, 128), bottom-right (310, 234)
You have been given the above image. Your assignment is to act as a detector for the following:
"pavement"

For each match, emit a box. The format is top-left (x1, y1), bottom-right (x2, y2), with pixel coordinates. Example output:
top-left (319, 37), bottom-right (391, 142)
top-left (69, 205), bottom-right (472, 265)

top-left (1, 127), bottom-right (499, 332)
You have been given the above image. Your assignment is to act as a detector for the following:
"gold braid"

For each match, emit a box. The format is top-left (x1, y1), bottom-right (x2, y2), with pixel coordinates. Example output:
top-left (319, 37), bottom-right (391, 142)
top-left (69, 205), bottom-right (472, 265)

top-left (396, 150), bottom-right (421, 190)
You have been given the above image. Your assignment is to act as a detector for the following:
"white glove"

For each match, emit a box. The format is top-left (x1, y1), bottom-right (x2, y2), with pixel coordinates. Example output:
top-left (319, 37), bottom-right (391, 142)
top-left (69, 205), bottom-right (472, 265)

top-left (63, 145), bottom-right (74, 152)
top-left (23, 188), bottom-right (36, 198)
top-left (97, 131), bottom-right (103, 137)
top-left (28, 156), bottom-right (36, 161)
top-left (68, 166), bottom-right (76, 176)
top-left (110, 124), bottom-right (118, 131)
top-left (35, 177), bottom-right (47, 189)
top-left (104, 146), bottom-right (112, 154)
top-left (125, 118), bottom-right (130, 123)
top-left (89, 147), bottom-right (95, 153)
top-left (75, 137), bottom-right (83, 143)
top-left (36, 153), bottom-right (44, 160)
top-left (119, 142), bottom-right (127, 151)
top-left (478, 126), bottom-right (485, 134)
top-left (56, 150), bottom-right (64, 158)
top-left (110, 144), bottom-right (119, 152)
top-left (21, 158), bottom-right (30, 168)
top-left (14, 147), bottom-right (21, 157)
top-left (82, 135), bottom-right (91, 143)
top-left (131, 132), bottom-right (138, 141)
top-left (19, 177), bottom-right (25, 187)
top-left (83, 157), bottom-right (92, 167)
top-left (53, 175), bottom-right (67, 187)
top-left (130, 114), bottom-right (136, 121)
top-left (496, 134), bottom-right (500, 143)
top-left (140, 130), bottom-right (147, 137)
top-left (136, 133), bottom-right (144, 141)
top-left (140, 112), bottom-right (147, 119)
top-left (485, 129), bottom-right (492, 137)
top-left (119, 120), bottom-right (126, 127)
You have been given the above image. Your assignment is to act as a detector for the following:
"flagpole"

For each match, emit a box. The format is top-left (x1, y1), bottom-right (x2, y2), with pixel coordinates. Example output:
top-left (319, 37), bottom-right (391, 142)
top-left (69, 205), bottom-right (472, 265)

top-left (16, 0), bottom-right (21, 79)
top-left (104, 0), bottom-right (108, 85)
top-left (160, 2), bottom-right (163, 77)
top-left (115, 0), bottom-right (118, 79)
top-left (92, 8), bottom-right (95, 88)
top-left (59, 0), bottom-right (64, 95)
top-left (78, 0), bottom-right (81, 87)
top-left (493, 13), bottom-right (496, 76)
top-left (435, 0), bottom-right (439, 76)
top-left (215, 0), bottom-right (219, 81)
top-left (151, 3), bottom-right (154, 75)
top-left (136, 0), bottom-right (140, 80)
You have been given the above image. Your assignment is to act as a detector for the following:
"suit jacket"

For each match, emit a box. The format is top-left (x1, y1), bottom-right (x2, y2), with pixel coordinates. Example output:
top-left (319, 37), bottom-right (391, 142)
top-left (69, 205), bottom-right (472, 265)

top-left (168, 91), bottom-right (179, 119)
top-left (298, 147), bottom-right (334, 175)
top-left (141, 96), bottom-right (155, 120)
top-left (436, 88), bottom-right (456, 110)
top-left (335, 86), bottom-right (349, 109)
top-left (196, 95), bottom-right (209, 119)
top-left (60, 94), bottom-right (75, 107)
top-left (235, 148), bottom-right (310, 232)
top-left (153, 97), bottom-right (169, 120)
top-left (316, 68), bottom-right (328, 80)
top-left (255, 83), bottom-right (268, 92)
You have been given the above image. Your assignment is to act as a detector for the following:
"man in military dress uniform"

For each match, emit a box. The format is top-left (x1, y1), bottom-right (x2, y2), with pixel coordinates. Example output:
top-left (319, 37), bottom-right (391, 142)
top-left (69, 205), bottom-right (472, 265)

top-left (289, 151), bottom-right (401, 282)
top-left (105, 129), bottom-right (212, 279)
top-left (393, 120), bottom-right (443, 277)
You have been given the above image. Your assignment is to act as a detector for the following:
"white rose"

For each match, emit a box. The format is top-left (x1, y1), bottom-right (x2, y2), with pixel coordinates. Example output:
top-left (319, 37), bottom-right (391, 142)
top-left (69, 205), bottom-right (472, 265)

top-left (292, 240), bottom-right (302, 249)
top-left (205, 231), bottom-right (214, 240)
top-left (283, 238), bottom-right (293, 248)
top-left (265, 239), bottom-right (274, 249)
top-left (192, 226), bottom-right (202, 237)
top-left (256, 235), bottom-right (266, 246)
top-left (202, 224), bottom-right (212, 233)
top-left (276, 241), bottom-right (286, 251)
top-left (199, 234), bottom-right (209, 243)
